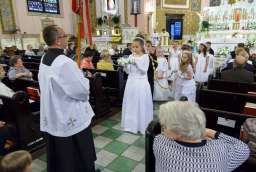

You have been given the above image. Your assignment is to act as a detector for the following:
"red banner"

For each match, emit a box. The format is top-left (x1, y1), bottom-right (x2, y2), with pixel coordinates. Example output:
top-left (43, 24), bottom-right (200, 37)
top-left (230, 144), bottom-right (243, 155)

top-left (85, 0), bottom-right (92, 46)
top-left (72, 0), bottom-right (84, 38)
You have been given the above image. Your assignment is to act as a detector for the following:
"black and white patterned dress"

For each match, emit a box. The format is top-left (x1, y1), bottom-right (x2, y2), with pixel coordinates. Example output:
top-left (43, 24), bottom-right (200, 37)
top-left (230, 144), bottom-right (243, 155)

top-left (153, 133), bottom-right (249, 172)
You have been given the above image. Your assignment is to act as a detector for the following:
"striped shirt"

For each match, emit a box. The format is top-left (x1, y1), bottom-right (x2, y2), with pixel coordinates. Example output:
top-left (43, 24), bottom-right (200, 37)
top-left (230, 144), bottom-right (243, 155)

top-left (153, 133), bottom-right (249, 172)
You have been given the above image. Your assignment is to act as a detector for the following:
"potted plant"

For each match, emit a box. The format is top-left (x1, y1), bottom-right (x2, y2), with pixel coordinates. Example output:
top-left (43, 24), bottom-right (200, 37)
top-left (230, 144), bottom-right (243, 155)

top-left (201, 21), bottom-right (210, 31)
top-left (112, 15), bottom-right (121, 35)
top-left (97, 17), bottom-right (103, 26)
top-left (112, 15), bottom-right (120, 26)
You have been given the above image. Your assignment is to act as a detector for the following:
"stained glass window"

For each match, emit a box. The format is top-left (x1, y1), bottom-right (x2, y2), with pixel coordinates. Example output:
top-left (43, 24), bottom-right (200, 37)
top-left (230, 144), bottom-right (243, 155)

top-left (27, 0), bottom-right (60, 14)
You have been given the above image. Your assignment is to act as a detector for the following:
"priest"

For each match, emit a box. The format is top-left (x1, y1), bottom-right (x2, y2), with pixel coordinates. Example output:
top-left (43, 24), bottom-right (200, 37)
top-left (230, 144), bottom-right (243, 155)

top-left (39, 25), bottom-right (97, 172)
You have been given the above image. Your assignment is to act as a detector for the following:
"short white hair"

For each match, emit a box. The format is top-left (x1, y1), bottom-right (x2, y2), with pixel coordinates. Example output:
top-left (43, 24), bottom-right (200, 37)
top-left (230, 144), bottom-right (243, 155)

top-left (159, 101), bottom-right (206, 140)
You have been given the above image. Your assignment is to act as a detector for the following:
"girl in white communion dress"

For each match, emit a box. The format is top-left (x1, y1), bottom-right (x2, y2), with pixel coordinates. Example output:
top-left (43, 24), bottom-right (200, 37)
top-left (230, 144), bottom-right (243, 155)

top-left (153, 47), bottom-right (171, 101)
top-left (121, 37), bottom-right (153, 134)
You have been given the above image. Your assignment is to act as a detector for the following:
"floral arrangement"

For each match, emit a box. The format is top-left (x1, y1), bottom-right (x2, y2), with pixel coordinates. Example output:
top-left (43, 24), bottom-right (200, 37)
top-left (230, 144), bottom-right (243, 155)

top-left (117, 57), bottom-right (134, 66)
top-left (217, 47), bottom-right (230, 57)
top-left (245, 38), bottom-right (256, 48)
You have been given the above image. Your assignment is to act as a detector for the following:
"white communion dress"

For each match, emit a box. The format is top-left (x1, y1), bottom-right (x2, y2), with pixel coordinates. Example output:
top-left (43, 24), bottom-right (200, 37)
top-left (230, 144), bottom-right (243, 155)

top-left (174, 64), bottom-right (196, 102)
top-left (168, 49), bottom-right (181, 81)
top-left (194, 53), bottom-right (215, 83)
top-left (121, 54), bottom-right (153, 134)
top-left (153, 57), bottom-right (171, 101)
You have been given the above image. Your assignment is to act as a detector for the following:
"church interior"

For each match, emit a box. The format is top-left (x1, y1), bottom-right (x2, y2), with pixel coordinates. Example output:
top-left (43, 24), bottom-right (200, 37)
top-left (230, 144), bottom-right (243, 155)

top-left (1, 0), bottom-right (256, 172)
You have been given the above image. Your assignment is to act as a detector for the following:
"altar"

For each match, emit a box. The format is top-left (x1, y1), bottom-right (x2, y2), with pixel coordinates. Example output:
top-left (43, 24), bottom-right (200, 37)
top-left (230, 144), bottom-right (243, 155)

top-left (198, 0), bottom-right (256, 52)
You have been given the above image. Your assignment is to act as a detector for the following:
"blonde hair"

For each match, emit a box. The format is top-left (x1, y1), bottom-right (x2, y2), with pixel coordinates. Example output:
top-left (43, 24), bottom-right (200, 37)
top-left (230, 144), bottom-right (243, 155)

top-left (101, 49), bottom-right (111, 61)
top-left (159, 101), bottom-right (206, 140)
top-left (0, 150), bottom-right (32, 172)
top-left (179, 51), bottom-right (193, 73)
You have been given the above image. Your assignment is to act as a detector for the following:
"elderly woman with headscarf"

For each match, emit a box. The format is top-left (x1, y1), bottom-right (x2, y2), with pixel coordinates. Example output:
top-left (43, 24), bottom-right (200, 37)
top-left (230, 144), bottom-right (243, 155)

top-left (153, 101), bottom-right (250, 172)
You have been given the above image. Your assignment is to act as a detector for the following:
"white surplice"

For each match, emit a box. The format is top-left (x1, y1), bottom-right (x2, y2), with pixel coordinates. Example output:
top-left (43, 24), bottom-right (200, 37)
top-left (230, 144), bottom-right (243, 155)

top-left (121, 54), bottom-right (153, 134)
top-left (151, 32), bottom-right (160, 46)
top-left (154, 57), bottom-right (171, 101)
top-left (38, 55), bottom-right (94, 137)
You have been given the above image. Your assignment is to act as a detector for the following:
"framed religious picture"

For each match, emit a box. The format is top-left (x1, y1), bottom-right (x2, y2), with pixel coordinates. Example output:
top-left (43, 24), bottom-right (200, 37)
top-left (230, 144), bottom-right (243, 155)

top-left (210, 0), bottom-right (221, 7)
top-left (0, 0), bottom-right (16, 33)
top-left (103, 0), bottom-right (118, 15)
top-left (191, 0), bottom-right (201, 12)
top-left (163, 0), bottom-right (190, 9)
top-left (131, 0), bottom-right (141, 14)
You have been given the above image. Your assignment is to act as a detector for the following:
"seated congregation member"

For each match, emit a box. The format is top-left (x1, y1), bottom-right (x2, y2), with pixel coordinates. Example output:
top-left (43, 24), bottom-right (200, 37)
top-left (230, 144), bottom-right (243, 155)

top-left (123, 43), bottom-right (132, 57)
top-left (0, 150), bottom-right (32, 172)
top-left (24, 44), bottom-right (35, 56)
top-left (80, 50), bottom-right (95, 69)
top-left (92, 45), bottom-right (101, 64)
top-left (153, 47), bottom-right (171, 101)
top-left (109, 44), bottom-right (119, 56)
top-left (7, 55), bottom-right (33, 81)
top-left (37, 44), bottom-right (46, 56)
top-left (194, 43), bottom-right (214, 83)
top-left (39, 25), bottom-right (97, 172)
top-left (97, 49), bottom-right (114, 71)
top-left (66, 36), bottom-right (77, 60)
top-left (221, 50), bottom-right (254, 83)
top-left (230, 43), bottom-right (245, 59)
top-left (225, 49), bottom-right (254, 72)
top-left (250, 49), bottom-right (256, 69)
top-left (0, 65), bottom-right (14, 97)
top-left (154, 101), bottom-right (250, 172)
top-left (206, 41), bottom-right (214, 56)
top-left (174, 51), bottom-right (196, 102)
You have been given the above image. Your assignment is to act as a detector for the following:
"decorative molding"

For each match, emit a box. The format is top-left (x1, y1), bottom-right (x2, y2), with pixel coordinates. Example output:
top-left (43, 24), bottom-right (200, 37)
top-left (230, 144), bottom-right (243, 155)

top-left (0, 0), bottom-right (16, 33)
top-left (124, 0), bottom-right (128, 24)
top-left (163, 0), bottom-right (190, 9)
top-left (191, 0), bottom-right (201, 12)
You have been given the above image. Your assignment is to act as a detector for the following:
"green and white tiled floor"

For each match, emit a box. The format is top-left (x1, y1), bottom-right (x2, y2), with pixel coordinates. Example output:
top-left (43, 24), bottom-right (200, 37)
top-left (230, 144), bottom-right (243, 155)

top-left (32, 111), bottom-right (152, 172)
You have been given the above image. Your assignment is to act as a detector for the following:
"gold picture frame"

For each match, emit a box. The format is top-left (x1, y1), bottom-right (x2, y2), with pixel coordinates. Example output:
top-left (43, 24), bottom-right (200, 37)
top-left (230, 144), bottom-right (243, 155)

top-left (0, 0), bottom-right (16, 33)
top-left (163, 0), bottom-right (190, 9)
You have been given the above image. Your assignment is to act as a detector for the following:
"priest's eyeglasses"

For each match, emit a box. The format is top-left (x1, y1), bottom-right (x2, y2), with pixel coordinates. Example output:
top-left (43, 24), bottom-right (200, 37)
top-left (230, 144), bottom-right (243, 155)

top-left (58, 34), bottom-right (68, 38)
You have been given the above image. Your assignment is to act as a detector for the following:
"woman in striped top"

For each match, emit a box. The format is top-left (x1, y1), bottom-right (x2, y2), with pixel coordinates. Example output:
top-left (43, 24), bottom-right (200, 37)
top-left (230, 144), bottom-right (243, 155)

top-left (153, 101), bottom-right (250, 172)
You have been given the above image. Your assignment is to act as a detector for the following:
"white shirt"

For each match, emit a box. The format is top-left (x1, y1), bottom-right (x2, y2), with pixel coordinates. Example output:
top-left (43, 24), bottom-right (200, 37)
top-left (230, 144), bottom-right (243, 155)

top-left (0, 82), bottom-right (14, 97)
top-left (38, 55), bottom-right (94, 137)
top-left (151, 32), bottom-right (160, 46)
top-left (25, 50), bottom-right (36, 56)
top-left (0, 82), bottom-right (14, 104)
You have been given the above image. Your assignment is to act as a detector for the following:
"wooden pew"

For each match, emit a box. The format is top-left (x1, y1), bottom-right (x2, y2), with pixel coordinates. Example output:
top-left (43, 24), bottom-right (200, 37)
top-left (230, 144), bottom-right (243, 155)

top-left (22, 57), bottom-right (41, 63)
top-left (201, 107), bottom-right (256, 138)
top-left (0, 91), bottom-right (44, 152)
top-left (89, 73), bottom-right (111, 117)
top-left (23, 62), bottom-right (40, 70)
top-left (2, 77), bottom-right (39, 92)
top-left (83, 68), bottom-right (126, 104)
top-left (197, 88), bottom-right (256, 113)
top-left (208, 78), bottom-right (256, 93)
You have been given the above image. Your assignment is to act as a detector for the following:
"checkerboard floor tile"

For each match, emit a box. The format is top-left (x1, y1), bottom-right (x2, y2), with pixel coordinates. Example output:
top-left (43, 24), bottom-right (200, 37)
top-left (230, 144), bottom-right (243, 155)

top-left (32, 111), bottom-right (146, 172)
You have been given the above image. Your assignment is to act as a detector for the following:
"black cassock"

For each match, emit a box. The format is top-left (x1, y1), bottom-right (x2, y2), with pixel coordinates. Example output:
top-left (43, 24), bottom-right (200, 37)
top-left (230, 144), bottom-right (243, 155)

top-left (45, 126), bottom-right (96, 172)
top-left (148, 55), bottom-right (158, 97)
